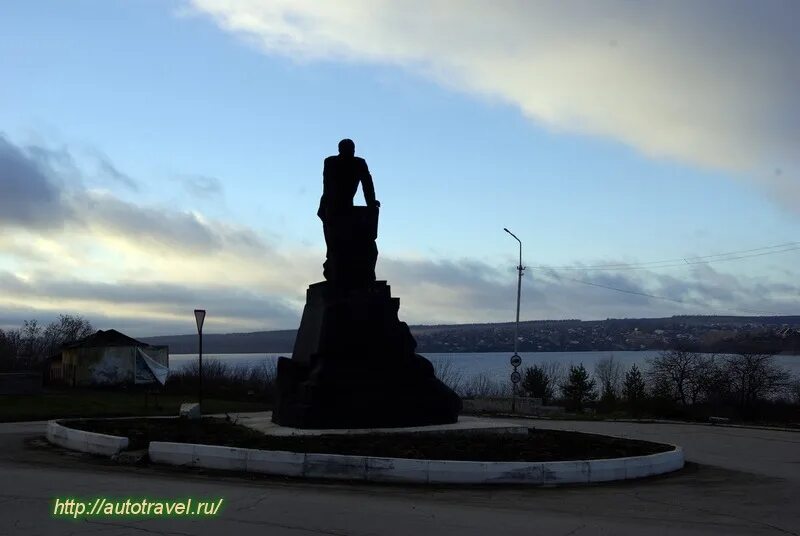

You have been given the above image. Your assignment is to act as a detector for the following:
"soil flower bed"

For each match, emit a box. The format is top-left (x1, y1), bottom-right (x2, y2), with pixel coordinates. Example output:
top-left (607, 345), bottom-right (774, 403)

top-left (65, 417), bottom-right (673, 462)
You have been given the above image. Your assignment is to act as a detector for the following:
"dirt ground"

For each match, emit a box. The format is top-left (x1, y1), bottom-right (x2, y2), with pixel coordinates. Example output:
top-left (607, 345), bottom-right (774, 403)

top-left (66, 417), bottom-right (671, 461)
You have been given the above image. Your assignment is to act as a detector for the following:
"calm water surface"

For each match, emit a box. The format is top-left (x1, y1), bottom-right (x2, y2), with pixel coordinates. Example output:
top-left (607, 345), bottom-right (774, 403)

top-left (171, 351), bottom-right (800, 383)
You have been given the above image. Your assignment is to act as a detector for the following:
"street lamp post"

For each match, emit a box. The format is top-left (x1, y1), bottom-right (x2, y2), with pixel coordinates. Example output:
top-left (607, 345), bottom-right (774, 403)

top-left (194, 309), bottom-right (206, 409)
top-left (503, 228), bottom-right (525, 412)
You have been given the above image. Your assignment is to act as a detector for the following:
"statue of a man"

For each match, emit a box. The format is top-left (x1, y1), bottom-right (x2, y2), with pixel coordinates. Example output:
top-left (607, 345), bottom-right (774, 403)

top-left (317, 138), bottom-right (380, 222)
top-left (317, 139), bottom-right (381, 285)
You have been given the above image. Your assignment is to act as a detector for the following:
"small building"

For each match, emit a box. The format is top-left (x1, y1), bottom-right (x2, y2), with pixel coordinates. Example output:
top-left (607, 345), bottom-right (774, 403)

top-left (54, 329), bottom-right (169, 387)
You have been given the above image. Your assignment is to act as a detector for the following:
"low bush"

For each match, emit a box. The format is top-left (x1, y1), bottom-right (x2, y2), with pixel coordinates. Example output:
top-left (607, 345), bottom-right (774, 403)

top-left (166, 359), bottom-right (276, 402)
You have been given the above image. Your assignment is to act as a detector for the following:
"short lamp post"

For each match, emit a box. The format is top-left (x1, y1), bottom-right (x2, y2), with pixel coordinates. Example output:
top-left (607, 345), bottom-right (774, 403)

top-left (503, 228), bottom-right (525, 412)
top-left (194, 309), bottom-right (206, 408)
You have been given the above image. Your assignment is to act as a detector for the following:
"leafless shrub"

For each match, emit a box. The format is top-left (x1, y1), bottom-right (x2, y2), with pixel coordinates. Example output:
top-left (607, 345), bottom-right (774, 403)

top-left (432, 357), bottom-right (464, 393)
top-left (786, 376), bottom-right (800, 405)
top-left (166, 358), bottom-right (276, 400)
top-left (459, 372), bottom-right (509, 398)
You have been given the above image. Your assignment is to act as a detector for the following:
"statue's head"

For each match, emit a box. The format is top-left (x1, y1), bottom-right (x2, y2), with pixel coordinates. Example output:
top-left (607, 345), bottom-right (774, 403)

top-left (338, 138), bottom-right (355, 157)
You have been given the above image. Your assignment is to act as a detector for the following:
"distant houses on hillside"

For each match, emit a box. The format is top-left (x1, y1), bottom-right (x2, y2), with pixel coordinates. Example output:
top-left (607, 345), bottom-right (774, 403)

top-left (140, 316), bottom-right (800, 355)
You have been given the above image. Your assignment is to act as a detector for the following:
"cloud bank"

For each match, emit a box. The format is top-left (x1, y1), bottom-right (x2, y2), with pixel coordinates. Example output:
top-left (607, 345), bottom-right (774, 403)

top-left (0, 133), bottom-right (797, 335)
top-left (0, 136), bottom-right (73, 229)
top-left (188, 0), bottom-right (800, 210)
top-left (0, 133), bottom-right (315, 334)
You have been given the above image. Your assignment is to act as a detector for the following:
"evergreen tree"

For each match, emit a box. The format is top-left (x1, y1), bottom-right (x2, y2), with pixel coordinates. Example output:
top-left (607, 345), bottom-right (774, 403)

top-left (622, 364), bottom-right (646, 413)
top-left (521, 365), bottom-right (553, 404)
top-left (560, 364), bottom-right (597, 412)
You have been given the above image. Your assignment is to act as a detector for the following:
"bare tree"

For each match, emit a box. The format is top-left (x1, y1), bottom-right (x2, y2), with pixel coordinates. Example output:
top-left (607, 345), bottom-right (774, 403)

top-left (595, 355), bottom-right (624, 401)
top-left (694, 354), bottom-right (730, 405)
top-left (646, 350), bottom-right (708, 406)
top-left (0, 315), bottom-right (93, 371)
top-left (725, 353), bottom-right (791, 412)
top-left (42, 314), bottom-right (94, 357)
top-left (0, 328), bottom-right (22, 371)
top-left (20, 319), bottom-right (43, 369)
top-left (542, 361), bottom-right (566, 394)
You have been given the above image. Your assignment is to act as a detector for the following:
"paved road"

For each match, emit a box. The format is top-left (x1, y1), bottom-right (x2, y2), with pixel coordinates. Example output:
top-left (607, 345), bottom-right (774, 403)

top-left (522, 418), bottom-right (800, 482)
top-left (0, 418), bottom-right (798, 536)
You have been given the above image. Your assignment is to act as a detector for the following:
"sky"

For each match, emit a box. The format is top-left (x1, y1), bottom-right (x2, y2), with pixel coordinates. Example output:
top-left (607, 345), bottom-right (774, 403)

top-left (1, 0), bottom-right (799, 336)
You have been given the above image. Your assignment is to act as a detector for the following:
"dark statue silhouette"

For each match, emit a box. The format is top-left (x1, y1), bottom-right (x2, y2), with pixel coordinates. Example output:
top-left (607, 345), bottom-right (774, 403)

top-left (272, 139), bottom-right (462, 428)
top-left (317, 139), bottom-right (380, 286)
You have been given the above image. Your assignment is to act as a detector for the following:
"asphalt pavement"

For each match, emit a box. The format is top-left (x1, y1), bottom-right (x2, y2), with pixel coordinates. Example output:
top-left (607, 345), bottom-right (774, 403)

top-left (0, 416), bottom-right (797, 535)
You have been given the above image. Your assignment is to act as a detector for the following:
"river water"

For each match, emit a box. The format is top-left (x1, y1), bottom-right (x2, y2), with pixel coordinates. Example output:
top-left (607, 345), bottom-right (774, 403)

top-left (170, 350), bottom-right (800, 384)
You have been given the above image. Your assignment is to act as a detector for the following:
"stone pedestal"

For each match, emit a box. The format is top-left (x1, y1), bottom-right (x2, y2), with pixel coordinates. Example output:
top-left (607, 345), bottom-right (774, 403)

top-left (322, 206), bottom-right (379, 287)
top-left (272, 280), bottom-right (462, 428)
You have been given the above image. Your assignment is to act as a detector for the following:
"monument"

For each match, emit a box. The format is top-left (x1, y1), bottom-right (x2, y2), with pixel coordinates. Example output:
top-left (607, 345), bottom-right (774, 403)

top-left (272, 139), bottom-right (462, 428)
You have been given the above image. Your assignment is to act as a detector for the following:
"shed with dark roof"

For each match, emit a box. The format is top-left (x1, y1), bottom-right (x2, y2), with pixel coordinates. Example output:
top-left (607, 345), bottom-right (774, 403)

top-left (60, 329), bottom-right (169, 387)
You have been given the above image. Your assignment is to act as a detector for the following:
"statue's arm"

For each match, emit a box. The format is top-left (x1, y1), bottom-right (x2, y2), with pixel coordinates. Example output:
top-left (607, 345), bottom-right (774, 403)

top-left (317, 159), bottom-right (331, 220)
top-left (317, 162), bottom-right (329, 221)
top-left (360, 160), bottom-right (379, 207)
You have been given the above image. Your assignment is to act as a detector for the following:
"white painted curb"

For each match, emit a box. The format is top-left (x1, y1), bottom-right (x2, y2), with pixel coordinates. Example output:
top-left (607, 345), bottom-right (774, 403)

top-left (46, 420), bottom-right (129, 456)
top-left (148, 441), bottom-right (684, 485)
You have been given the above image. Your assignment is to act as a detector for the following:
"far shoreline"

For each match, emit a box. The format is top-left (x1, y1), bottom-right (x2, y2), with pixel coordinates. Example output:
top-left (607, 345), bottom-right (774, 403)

top-left (169, 349), bottom-right (800, 356)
